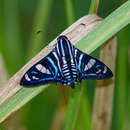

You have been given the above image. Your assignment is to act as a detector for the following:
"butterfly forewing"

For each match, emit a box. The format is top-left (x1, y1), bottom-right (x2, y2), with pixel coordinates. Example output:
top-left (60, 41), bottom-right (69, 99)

top-left (20, 51), bottom-right (62, 86)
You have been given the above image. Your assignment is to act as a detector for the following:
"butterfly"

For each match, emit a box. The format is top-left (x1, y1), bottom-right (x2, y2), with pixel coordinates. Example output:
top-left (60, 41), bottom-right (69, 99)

top-left (20, 35), bottom-right (113, 88)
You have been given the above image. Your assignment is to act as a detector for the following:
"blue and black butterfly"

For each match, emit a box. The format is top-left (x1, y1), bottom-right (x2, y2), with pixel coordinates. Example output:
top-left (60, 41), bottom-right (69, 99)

top-left (20, 35), bottom-right (113, 88)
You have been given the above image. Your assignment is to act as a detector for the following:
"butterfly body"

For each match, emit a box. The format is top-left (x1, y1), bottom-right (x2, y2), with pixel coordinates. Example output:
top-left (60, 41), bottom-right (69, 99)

top-left (55, 36), bottom-right (78, 88)
top-left (20, 35), bottom-right (113, 88)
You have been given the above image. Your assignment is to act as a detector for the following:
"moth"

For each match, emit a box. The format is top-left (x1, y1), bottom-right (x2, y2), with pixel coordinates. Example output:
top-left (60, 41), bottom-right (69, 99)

top-left (20, 35), bottom-right (113, 88)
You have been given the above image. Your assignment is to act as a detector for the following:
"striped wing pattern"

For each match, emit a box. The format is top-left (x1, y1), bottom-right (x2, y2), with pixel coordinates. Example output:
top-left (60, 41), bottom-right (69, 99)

top-left (75, 48), bottom-right (113, 83)
top-left (20, 35), bottom-right (113, 88)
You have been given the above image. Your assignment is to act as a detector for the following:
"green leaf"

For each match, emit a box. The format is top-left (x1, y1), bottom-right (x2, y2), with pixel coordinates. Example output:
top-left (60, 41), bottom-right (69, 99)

top-left (0, 0), bottom-right (24, 75)
top-left (0, 85), bottom-right (48, 123)
top-left (63, 85), bottom-right (82, 130)
top-left (27, 0), bottom-right (53, 59)
top-left (112, 26), bottom-right (129, 130)
top-left (65, 0), bottom-right (75, 25)
top-left (76, 1), bottom-right (130, 53)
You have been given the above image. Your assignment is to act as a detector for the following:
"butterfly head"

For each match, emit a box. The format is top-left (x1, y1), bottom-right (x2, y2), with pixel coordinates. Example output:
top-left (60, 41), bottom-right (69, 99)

top-left (57, 35), bottom-right (68, 42)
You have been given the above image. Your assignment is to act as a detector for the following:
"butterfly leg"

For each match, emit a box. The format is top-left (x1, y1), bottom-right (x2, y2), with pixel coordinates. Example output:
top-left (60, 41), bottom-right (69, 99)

top-left (70, 82), bottom-right (75, 88)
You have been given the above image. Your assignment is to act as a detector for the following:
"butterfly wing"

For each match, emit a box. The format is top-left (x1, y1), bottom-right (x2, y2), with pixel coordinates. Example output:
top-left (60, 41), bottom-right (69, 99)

top-left (20, 49), bottom-right (62, 87)
top-left (75, 48), bottom-right (113, 83)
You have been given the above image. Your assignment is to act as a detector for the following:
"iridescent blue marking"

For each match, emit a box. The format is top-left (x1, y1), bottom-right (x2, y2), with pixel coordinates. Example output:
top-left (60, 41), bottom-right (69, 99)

top-left (61, 39), bottom-right (65, 56)
top-left (85, 73), bottom-right (96, 76)
top-left (39, 57), bottom-right (58, 81)
top-left (96, 65), bottom-right (101, 68)
top-left (78, 54), bottom-right (83, 72)
top-left (66, 39), bottom-right (73, 59)
top-left (31, 71), bottom-right (38, 74)
top-left (49, 66), bottom-right (54, 75)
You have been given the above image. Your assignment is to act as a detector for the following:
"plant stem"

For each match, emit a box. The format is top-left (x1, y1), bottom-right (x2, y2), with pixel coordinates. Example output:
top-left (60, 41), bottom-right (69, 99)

top-left (65, 0), bottom-right (74, 25)
top-left (112, 27), bottom-right (129, 130)
top-left (92, 37), bottom-right (117, 130)
top-left (89, 0), bottom-right (100, 14)
top-left (64, 86), bottom-right (82, 130)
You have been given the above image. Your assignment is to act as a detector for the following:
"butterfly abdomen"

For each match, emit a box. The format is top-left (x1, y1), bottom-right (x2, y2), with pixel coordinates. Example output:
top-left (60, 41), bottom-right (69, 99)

top-left (61, 61), bottom-right (78, 85)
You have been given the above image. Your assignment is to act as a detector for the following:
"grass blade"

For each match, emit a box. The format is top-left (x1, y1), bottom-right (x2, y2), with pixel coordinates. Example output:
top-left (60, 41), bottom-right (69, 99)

top-left (76, 1), bottom-right (130, 53)
top-left (2, 0), bottom-right (24, 75)
top-left (112, 26), bottom-right (129, 130)
top-left (0, 85), bottom-right (48, 123)
top-left (65, 0), bottom-right (75, 25)
top-left (27, 0), bottom-right (53, 59)
top-left (89, 0), bottom-right (100, 14)
top-left (74, 83), bottom-right (91, 130)
top-left (64, 86), bottom-right (82, 130)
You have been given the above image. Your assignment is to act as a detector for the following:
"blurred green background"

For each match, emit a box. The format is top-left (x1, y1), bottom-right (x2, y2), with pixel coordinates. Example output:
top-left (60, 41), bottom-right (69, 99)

top-left (0, 0), bottom-right (129, 130)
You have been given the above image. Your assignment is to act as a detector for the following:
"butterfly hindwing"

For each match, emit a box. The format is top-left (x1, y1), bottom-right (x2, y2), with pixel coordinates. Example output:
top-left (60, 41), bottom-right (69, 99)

top-left (20, 50), bottom-right (62, 87)
top-left (75, 48), bottom-right (113, 83)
